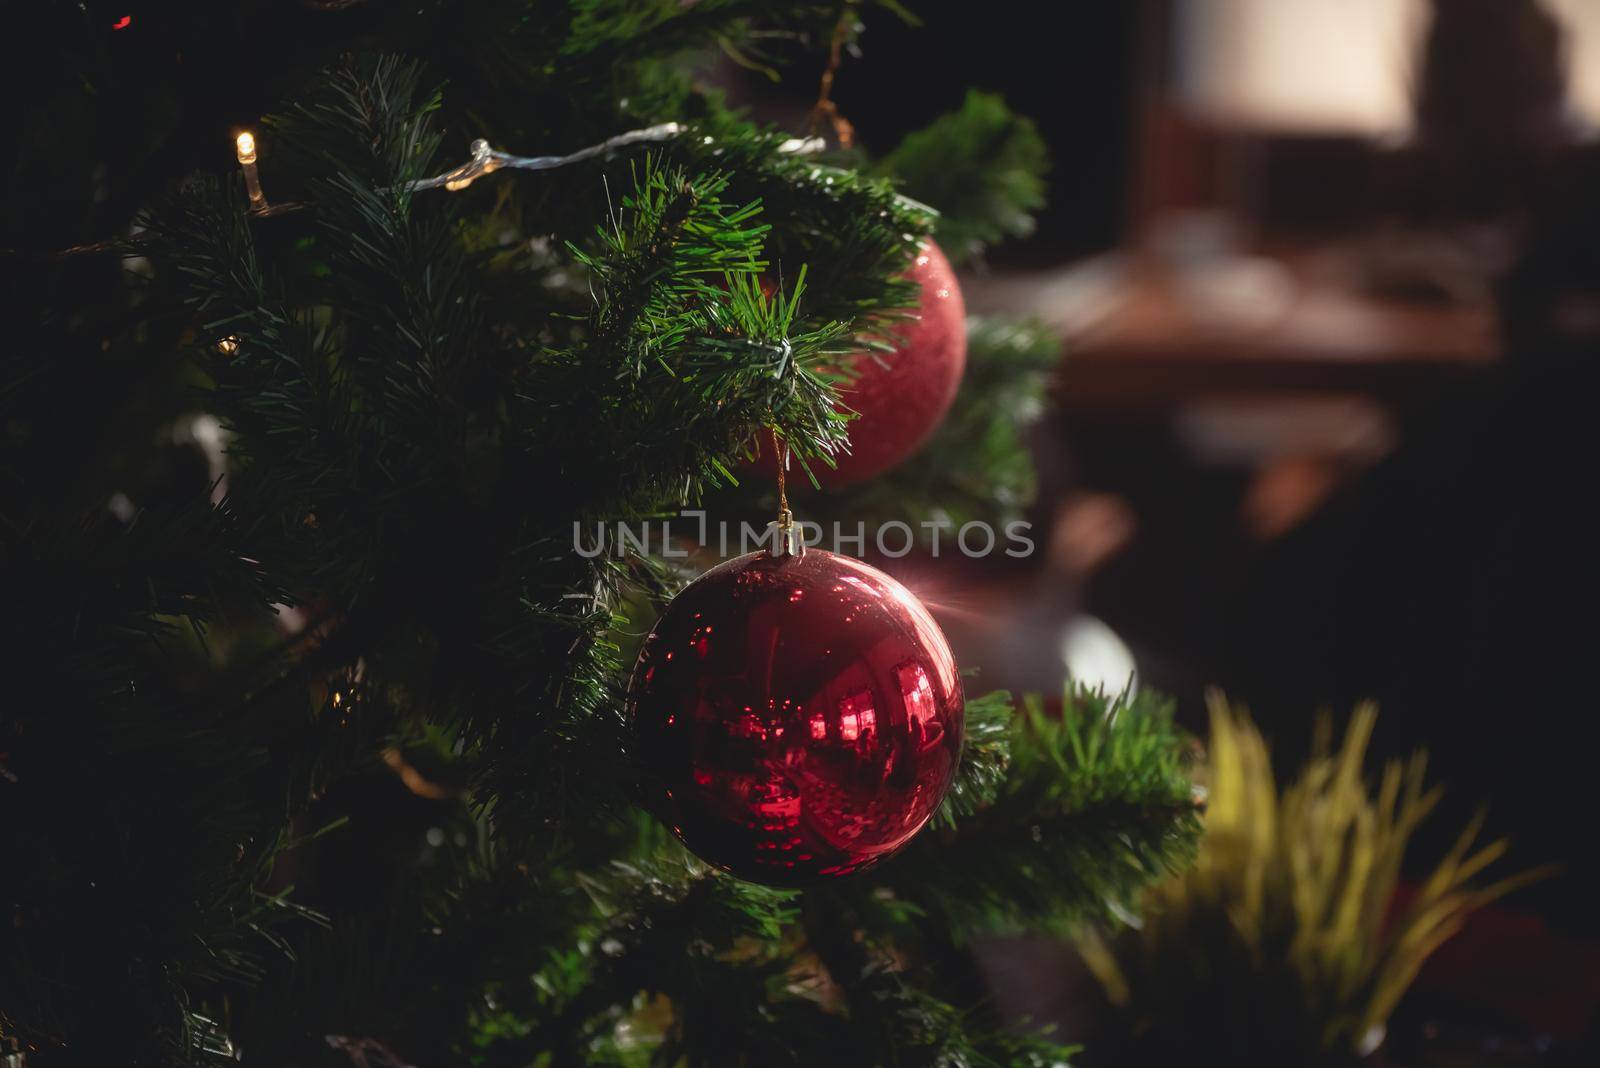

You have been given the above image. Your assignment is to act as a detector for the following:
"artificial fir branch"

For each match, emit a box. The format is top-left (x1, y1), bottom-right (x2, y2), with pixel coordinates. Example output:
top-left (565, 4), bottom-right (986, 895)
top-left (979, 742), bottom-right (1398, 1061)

top-left (522, 157), bottom-right (864, 507)
top-left (869, 688), bottom-right (1202, 942)
top-left (801, 890), bottom-right (1076, 1068)
top-left (877, 90), bottom-right (1050, 265)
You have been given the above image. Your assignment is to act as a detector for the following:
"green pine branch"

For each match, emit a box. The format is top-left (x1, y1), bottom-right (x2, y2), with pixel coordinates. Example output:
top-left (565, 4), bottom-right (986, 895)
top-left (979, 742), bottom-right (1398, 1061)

top-left (877, 90), bottom-right (1049, 265)
top-left (868, 687), bottom-right (1201, 942)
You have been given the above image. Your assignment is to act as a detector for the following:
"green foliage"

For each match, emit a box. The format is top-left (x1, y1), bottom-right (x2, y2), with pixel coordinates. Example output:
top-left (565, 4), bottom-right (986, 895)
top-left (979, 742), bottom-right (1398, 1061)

top-left (872, 687), bottom-right (1201, 943)
top-left (1, 4), bottom-right (1186, 1066)
top-left (878, 90), bottom-right (1049, 265)
top-left (536, 159), bottom-right (858, 505)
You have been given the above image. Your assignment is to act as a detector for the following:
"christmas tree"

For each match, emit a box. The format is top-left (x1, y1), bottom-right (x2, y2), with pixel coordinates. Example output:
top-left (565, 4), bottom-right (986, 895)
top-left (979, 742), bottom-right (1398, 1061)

top-left (2, 4), bottom-right (1198, 1064)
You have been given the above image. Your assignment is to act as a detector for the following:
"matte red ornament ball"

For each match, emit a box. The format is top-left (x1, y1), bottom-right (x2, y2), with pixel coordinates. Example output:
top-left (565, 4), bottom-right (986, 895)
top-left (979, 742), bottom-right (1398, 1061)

top-left (826, 240), bottom-right (967, 485)
top-left (628, 549), bottom-right (965, 885)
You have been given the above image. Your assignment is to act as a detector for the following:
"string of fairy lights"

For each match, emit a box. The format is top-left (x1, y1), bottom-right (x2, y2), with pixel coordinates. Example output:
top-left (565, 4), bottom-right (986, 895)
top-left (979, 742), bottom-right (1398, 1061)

top-left (229, 121), bottom-right (801, 213)
top-left (229, 122), bottom-right (692, 217)
top-left (10, 125), bottom-right (829, 260)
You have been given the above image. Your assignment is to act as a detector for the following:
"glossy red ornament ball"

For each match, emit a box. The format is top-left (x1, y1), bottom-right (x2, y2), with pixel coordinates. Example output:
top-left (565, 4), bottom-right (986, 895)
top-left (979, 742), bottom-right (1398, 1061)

top-left (628, 549), bottom-right (964, 885)
top-left (827, 240), bottom-right (967, 485)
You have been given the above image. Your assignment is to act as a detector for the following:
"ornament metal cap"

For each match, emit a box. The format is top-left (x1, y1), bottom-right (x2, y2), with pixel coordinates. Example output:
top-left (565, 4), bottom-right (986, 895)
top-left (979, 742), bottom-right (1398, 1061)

top-left (769, 508), bottom-right (804, 558)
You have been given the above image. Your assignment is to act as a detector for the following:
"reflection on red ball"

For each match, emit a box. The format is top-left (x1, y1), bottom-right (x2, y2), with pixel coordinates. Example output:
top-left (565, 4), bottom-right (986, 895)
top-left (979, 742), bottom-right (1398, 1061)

top-left (826, 240), bottom-right (967, 485)
top-left (628, 549), bottom-right (964, 885)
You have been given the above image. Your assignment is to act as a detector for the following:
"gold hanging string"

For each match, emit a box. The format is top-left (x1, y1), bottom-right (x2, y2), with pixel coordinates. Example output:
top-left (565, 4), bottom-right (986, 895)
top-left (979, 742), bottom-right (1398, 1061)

top-left (770, 433), bottom-right (802, 558)
top-left (775, 434), bottom-right (790, 526)
top-left (810, 11), bottom-right (857, 149)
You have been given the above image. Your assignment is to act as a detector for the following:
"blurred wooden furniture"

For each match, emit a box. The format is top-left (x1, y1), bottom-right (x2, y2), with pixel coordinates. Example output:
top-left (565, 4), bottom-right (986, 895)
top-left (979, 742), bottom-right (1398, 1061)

top-left (963, 250), bottom-right (1499, 413)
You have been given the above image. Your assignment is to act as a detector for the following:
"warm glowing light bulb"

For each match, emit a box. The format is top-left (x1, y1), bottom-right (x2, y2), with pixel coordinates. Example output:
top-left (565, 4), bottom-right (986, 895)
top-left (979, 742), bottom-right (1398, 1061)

top-left (234, 131), bottom-right (267, 210)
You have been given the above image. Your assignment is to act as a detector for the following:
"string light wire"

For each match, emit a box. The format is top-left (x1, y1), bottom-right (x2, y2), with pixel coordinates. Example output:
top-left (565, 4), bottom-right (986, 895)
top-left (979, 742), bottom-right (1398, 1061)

top-left (7, 127), bottom-right (881, 261)
top-left (411, 123), bottom-right (685, 193)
